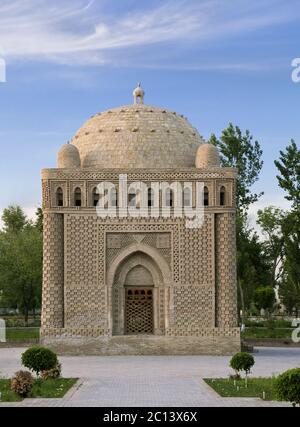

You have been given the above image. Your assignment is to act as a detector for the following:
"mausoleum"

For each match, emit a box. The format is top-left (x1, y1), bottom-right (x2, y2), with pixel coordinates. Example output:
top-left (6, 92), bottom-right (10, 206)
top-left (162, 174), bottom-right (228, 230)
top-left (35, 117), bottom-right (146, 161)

top-left (41, 85), bottom-right (240, 355)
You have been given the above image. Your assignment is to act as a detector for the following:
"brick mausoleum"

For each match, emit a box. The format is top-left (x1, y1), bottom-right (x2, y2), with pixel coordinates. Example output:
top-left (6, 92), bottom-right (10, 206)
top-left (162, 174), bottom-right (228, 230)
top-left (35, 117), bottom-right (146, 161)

top-left (41, 85), bottom-right (240, 355)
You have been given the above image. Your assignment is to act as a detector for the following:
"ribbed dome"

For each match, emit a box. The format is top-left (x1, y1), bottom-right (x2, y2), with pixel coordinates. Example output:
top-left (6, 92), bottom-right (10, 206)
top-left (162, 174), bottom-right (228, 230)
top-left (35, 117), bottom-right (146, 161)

top-left (71, 104), bottom-right (205, 169)
top-left (57, 143), bottom-right (81, 168)
top-left (195, 143), bottom-right (220, 168)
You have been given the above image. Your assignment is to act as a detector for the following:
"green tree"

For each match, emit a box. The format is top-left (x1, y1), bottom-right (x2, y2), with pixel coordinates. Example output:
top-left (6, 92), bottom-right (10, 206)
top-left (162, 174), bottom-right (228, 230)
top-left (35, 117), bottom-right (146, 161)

top-left (257, 207), bottom-right (285, 288)
top-left (254, 286), bottom-right (275, 313)
top-left (237, 219), bottom-right (272, 315)
top-left (274, 140), bottom-right (300, 211)
top-left (35, 207), bottom-right (43, 232)
top-left (210, 124), bottom-right (263, 213)
top-left (211, 124), bottom-right (265, 314)
top-left (278, 212), bottom-right (300, 314)
top-left (274, 141), bottom-right (300, 315)
top-left (0, 207), bottom-right (43, 324)
top-left (2, 205), bottom-right (28, 233)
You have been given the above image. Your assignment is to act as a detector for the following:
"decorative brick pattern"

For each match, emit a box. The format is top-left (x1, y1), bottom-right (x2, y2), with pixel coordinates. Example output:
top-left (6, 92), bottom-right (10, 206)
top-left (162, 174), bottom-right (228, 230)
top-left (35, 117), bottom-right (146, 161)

top-left (64, 215), bottom-right (107, 328)
top-left (41, 213), bottom-right (64, 328)
top-left (179, 215), bottom-right (214, 286)
top-left (215, 213), bottom-right (238, 328)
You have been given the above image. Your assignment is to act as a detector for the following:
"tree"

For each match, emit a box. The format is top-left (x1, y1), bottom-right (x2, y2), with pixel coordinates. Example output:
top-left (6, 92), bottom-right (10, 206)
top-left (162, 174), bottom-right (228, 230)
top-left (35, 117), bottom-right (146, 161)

top-left (0, 207), bottom-right (43, 324)
top-left (210, 125), bottom-right (264, 315)
top-left (2, 205), bottom-right (27, 233)
top-left (257, 207), bottom-right (285, 288)
top-left (274, 141), bottom-right (300, 315)
top-left (237, 218), bottom-right (272, 315)
top-left (254, 287), bottom-right (275, 313)
top-left (278, 212), bottom-right (300, 315)
top-left (274, 140), bottom-right (300, 211)
top-left (210, 124), bottom-right (263, 214)
top-left (35, 208), bottom-right (43, 232)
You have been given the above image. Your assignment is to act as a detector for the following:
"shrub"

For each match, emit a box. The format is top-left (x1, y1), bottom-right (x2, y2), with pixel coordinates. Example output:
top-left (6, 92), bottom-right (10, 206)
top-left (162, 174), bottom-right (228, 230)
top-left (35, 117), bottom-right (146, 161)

top-left (21, 346), bottom-right (58, 377)
top-left (41, 362), bottom-right (62, 380)
top-left (11, 370), bottom-right (34, 397)
top-left (230, 352), bottom-right (255, 377)
top-left (275, 368), bottom-right (300, 407)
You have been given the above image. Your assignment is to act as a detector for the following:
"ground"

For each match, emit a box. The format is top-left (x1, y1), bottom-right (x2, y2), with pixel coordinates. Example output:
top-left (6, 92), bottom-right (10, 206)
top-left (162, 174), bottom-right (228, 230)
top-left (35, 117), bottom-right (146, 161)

top-left (0, 347), bottom-right (299, 407)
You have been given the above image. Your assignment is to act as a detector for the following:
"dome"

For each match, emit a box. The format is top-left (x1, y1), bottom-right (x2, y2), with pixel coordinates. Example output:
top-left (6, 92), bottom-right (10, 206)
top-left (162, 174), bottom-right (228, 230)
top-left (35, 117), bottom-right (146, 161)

top-left (195, 143), bottom-right (220, 168)
top-left (71, 104), bottom-right (205, 169)
top-left (57, 143), bottom-right (81, 168)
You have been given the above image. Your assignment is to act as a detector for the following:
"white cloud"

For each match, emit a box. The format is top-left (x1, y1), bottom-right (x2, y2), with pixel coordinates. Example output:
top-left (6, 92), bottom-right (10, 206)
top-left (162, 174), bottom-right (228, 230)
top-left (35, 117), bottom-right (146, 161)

top-left (0, 0), bottom-right (298, 66)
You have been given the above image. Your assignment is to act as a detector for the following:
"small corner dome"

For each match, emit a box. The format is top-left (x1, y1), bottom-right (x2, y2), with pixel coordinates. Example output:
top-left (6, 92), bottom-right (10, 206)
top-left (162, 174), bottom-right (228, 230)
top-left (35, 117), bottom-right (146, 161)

top-left (195, 143), bottom-right (220, 168)
top-left (57, 143), bottom-right (81, 168)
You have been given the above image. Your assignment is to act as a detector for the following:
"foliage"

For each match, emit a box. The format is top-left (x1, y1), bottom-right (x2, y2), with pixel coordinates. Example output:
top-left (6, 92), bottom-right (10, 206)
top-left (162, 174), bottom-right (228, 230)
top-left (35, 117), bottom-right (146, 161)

top-left (1, 205), bottom-right (28, 233)
top-left (230, 352), bottom-right (255, 377)
top-left (257, 207), bottom-right (285, 287)
top-left (10, 370), bottom-right (34, 397)
top-left (278, 212), bottom-right (300, 314)
top-left (210, 124), bottom-right (263, 213)
top-left (274, 140), bottom-right (300, 211)
top-left (253, 287), bottom-right (275, 312)
top-left (275, 368), bottom-right (300, 407)
top-left (0, 206), bottom-right (43, 324)
top-left (21, 346), bottom-right (58, 377)
top-left (41, 363), bottom-right (62, 380)
top-left (236, 218), bottom-right (272, 313)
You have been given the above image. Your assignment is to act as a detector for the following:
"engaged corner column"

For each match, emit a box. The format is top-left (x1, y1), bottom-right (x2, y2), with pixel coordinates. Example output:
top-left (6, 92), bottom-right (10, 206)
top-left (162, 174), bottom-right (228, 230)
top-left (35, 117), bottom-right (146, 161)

top-left (215, 212), bottom-right (238, 329)
top-left (41, 213), bottom-right (64, 330)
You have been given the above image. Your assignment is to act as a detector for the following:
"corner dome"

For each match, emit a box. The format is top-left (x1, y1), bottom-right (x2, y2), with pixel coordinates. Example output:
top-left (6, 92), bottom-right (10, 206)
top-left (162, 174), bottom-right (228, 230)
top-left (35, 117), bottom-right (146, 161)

top-left (57, 143), bottom-right (81, 168)
top-left (71, 103), bottom-right (205, 169)
top-left (195, 143), bottom-right (220, 168)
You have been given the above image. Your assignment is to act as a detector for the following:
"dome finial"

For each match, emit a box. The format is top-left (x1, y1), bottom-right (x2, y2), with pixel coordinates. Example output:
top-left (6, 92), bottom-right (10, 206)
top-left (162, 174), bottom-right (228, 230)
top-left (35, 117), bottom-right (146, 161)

top-left (133, 83), bottom-right (145, 105)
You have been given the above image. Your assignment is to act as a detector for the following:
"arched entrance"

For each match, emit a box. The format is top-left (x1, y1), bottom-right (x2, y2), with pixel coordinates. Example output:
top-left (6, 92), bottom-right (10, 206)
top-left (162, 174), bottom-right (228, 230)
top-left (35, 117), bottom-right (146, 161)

top-left (124, 266), bottom-right (154, 334)
top-left (107, 244), bottom-right (171, 336)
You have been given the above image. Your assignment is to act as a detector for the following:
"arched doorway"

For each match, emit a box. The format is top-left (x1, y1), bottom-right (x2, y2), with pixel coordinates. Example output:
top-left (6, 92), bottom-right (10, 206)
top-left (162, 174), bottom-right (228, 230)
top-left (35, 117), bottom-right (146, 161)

top-left (108, 247), bottom-right (171, 336)
top-left (124, 266), bottom-right (154, 334)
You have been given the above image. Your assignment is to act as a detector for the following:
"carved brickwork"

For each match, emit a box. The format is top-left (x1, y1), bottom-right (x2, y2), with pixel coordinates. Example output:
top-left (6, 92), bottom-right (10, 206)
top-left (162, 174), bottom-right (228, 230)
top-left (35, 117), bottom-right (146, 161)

top-left (64, 215), bottom-right (107, 328)
top-left (41, 213), bottom-right (64, 328)
top-left (215, 213), bottom-right (238, 328)
top-left (179, 215), bottom-right (214, 286)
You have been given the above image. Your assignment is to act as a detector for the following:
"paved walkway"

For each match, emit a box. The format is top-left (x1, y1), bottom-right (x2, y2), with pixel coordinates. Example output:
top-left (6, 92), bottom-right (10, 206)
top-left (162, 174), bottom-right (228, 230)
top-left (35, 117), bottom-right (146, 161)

top-left (1, 347), bottom-right (299, 407)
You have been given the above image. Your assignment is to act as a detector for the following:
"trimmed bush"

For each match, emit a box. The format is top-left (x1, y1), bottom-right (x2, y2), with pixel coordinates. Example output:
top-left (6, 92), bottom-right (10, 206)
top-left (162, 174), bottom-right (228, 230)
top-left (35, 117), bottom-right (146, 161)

top-left (275, 368), bottom-right (300, 407)
top-left (41, 362), bottom-right (62, 380)
top-left (11, 370), bottom-right (34, 397)
top-left (230, 352), bottom-right (255, 377)
top-left (21, 346), bottom-right (58, 377)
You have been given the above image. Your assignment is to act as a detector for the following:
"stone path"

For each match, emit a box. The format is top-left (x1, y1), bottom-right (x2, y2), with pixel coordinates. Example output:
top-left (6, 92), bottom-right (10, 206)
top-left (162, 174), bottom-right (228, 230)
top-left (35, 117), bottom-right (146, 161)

top-left (1, 347), bottom-right (299, 407)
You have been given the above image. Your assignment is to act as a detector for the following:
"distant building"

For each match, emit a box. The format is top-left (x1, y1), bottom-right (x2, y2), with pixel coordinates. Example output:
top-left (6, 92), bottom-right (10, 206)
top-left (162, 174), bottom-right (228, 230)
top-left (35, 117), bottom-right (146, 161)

top-left (41, 85), bottom-right (240, 354)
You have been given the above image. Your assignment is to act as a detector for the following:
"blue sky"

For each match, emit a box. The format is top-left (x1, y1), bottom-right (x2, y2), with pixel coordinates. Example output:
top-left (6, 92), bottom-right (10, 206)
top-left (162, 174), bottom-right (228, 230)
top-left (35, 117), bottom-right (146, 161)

top-left (0, 0), bottom-right (299, 226)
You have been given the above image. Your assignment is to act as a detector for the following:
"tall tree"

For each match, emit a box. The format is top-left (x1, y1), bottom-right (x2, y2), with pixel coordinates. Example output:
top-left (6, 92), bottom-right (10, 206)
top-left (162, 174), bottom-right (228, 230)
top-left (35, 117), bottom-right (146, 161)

top-left (257, 206), bottom-right (285, 288)
top-left (278, 212), bottom-right (300, 314)
top-left (0, 206), bottom-right (43, 324)
top-left (2, 205), bottom-right (28, 233)
top-left (274, 141), bottom-right (300, 314)
top-left (211, 124), bottom-right (265, 314)
top-left (210, 124), bottom-right (263, 214)
top-left (274, 140), bottom-right (300, 211)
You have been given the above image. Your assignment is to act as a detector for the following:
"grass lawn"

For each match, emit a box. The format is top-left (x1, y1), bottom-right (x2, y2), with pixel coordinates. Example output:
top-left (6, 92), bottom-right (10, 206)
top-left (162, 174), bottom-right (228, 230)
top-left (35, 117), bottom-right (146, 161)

top-left (0, 378), bottom-right (77, 402)
top-left (6, 328), bottom-right (40, 342)
top-left (204, 377), bottom-right (278, 401)
top-left (242, 327), bottom-right (293, 340)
